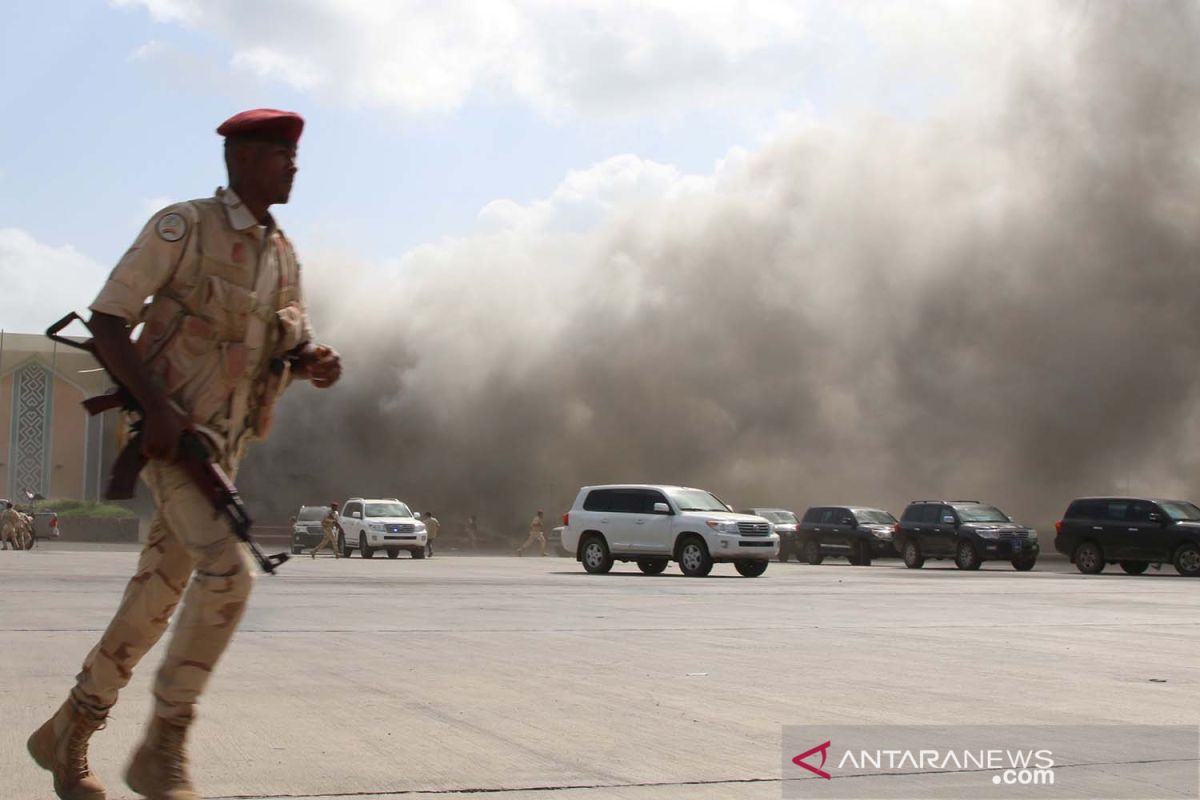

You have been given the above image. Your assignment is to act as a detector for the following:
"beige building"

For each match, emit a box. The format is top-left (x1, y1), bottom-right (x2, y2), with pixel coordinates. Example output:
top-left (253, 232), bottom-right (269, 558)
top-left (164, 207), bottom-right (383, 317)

top-left (0, 331), bottom-right (116, 502)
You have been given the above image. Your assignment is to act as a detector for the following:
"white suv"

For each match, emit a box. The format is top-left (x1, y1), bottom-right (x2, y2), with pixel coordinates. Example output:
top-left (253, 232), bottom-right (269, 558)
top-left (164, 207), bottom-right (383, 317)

top-left (338, 498), bottom-right (427, 559)
top-left (561, 485), bottom-right (778, 577)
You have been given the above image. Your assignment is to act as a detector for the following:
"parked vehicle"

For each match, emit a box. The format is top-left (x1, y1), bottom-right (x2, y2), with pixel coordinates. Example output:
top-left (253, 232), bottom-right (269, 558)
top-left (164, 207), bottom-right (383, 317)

top-left (893, 500), bottom-right (1039, 571)
top-left (739, 508), bottom-right (800, 561)
top-left (1054, 497), bottom-right (1200, 576)
top-left (561, 484), bottom-right (778, 577)
top-left (549, 526), bottom-right (571, 556)
top-left (338, 498), bottom-right (427, 559)
top-left (290, 505), bottom-right (330, 554)
top-left (796, 506), bottom-right (898, 565)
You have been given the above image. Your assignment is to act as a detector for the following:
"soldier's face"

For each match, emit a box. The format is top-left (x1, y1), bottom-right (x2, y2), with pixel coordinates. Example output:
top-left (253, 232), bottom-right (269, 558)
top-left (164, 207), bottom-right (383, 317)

top-left (244, 142), bottom-right (298, 205)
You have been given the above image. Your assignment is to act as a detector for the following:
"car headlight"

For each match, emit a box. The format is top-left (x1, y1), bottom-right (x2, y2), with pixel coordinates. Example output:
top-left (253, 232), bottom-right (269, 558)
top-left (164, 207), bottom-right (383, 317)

top-left (414, 522), bottom-right (427, 532)
top-left (1026, 530), bottom-right (1038, 540)
top-left (368, 523), bottom-right (386, 531)
top-left (705, 520), bottom-right (739, 534)
top-left (976, 529), bottom-right (1001, 539)
top-left (871, 529), bottom-right (893, 539)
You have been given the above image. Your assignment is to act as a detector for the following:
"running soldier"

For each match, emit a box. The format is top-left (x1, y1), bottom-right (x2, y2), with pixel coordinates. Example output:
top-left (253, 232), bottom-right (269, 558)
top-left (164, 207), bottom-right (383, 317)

top-left (310, 502), bottom-right (344, 558)
top-left (517, 510), bottom-right (547, 557)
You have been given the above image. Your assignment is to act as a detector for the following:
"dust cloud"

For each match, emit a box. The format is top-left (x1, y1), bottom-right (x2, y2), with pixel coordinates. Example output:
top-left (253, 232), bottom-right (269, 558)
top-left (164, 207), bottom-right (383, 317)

top-left (242, 3), bottom-right (1200, 540)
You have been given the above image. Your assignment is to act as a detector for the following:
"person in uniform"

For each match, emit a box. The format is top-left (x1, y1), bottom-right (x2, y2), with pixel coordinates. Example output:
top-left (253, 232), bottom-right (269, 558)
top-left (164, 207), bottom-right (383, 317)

top-left (1, 502), bottom-right (23, 550)
top-left (517, 510), bottom-right (547, 557)
top-left (310, 502), bottom-right (344, 558)
top-left (463, 514), bottom-right (479, 549)
top-left (421, 511), bottom-right (440, 557)
top-left (19, 510), bottom-right (35, 550)
top-left (27, 108), bottom-right (341, 800)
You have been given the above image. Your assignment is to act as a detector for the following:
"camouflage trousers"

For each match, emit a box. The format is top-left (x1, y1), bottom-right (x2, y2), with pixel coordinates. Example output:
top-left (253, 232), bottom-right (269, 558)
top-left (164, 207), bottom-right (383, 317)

top-left (1, 524), bottom-right (21, 549)
top-left (71, 459), bottom-right (255, 723)
top-left (518, 530), bottom-right (546, 554)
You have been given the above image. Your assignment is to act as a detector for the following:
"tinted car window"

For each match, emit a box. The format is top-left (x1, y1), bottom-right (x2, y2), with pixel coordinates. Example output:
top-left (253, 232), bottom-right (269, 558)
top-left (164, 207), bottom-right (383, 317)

top-left (608, 491), bottom-right (653, 514)
top-left (343, 502), bottom-right (361, 517)
top-left (802, 508), bottom-right (821, 523)
top-left (635, 489), bottom-right (669, 513)
top-left (818, 508), bottom-right (836, 524)
top-left (584, 490), bottom-right (614, 512)
top-left (297, 507), bottom-right (326, 522)
top-left (917, 505), bottom-right (940, 524)
top-left (1128, 501), bottom-right (1158, 523)
top-left (1104, 501), bottom-right (1130, 521)
top-left (834, 508), bottom-right (855, 525)
top-left (1066, 499), bottom-right (1104, 519)
top-left (1160, 501), bottom-right (1200, 521)
top-left (854, 509), bottom-right (896, 524)
top-left (901, 505), bottom-right (922, 522)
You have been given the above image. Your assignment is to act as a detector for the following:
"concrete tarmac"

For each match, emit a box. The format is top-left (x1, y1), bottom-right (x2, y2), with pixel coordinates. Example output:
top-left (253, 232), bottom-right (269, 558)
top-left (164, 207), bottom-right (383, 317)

top-left (2, 546), bottom-right (1197, 799)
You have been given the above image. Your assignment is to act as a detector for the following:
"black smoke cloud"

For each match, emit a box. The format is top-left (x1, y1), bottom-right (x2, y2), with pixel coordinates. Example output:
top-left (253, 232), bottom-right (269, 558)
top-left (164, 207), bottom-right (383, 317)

top-left (242, 3), bottom-right (1200, 540)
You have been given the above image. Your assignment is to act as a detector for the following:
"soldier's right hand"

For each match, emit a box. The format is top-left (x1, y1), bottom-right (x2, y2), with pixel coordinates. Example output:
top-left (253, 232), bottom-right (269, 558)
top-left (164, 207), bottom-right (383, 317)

top-left (142, 402), bottom-right (187, 461)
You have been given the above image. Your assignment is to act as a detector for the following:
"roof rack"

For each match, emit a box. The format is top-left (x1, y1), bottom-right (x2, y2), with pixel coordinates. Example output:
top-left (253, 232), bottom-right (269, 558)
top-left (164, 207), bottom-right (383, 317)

top-left (910, 499), bottom-right (981, 504)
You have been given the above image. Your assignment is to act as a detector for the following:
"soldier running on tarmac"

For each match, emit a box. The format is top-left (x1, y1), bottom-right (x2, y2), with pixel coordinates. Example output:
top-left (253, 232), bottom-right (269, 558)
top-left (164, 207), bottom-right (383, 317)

top-left (27, 108), bottom-right (342, 800)
top-left (422, 511), bottom-right (440, 557)
top-left (311, 502), bottom-right (344, 558)
top-left (1, 502), bottom-right (24, 550)
top-left (517, 510), bottom-right (547, 557)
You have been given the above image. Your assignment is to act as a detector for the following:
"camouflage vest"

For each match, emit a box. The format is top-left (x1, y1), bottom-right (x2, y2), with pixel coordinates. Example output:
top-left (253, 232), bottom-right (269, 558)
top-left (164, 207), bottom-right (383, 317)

top-left (132, 192), bottom-right (306, 461)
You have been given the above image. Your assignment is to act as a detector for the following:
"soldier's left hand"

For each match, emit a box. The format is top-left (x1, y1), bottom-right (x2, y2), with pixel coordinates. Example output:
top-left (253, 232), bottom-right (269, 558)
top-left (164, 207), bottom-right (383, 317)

top-left (297, 343), bottom-right (342, 388)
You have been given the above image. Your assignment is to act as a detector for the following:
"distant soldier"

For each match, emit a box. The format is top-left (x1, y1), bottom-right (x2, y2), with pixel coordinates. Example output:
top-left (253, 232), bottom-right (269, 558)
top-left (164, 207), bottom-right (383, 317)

top-left (422, 511), bottom-right (440, 557)
top-left (19, 511), bottom-right (35, 550)
top-left (463, 514), bottom-right (479, 549)
top-left (311, 502), bottom-right (344, 559)
top-left (1, 502), bottom-right (22, 550)
top-left (517, 510), bottom-right (547, 557)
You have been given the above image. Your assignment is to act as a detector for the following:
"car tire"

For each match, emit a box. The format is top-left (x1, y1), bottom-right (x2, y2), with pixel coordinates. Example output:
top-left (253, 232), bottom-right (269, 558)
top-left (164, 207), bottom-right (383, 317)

top-left (734, 559), bottom-right (768, 577)
top-left (291, 545), bottom-right (303, 555)
top-left (413, 548), bottom-right (426, 560)
top-left (902, 539), bottom-right (924, 569)
top-left (678, 537), bottom-right (713, 577)
top-left (339, 534), bottom-right (352, 558)
top-left (581, 535), bottom-right (613, 574)
top-left (1172, 543), bottom-right (1200, 577)
top-left (386, 548), bottom-right (400, 559)
top-left (1073, 541), bottom-right (1104, 574)
top-left (955, 539), bottom-right (981, 571)
top-left (636, 558), bottom-right (668, 575)
top-left (1119, 560), bottom-right (1148, 575)
top-left (1011, 557), bottom-right (1037, 571)
top-left (360, 533), bottom-right (375, 559)
top-left (803, 539), bottom-right (824, 565)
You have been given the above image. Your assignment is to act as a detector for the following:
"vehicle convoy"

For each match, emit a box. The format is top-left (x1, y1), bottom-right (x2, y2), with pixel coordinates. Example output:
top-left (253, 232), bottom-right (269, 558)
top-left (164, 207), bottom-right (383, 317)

top-left (796, 506), bottom-right (898, 565)
top-left (338, 497), bottom-right (427, 559)
top-left (290, 505), bottom-right (330, 554)
top-left (1054, 496), bottom-right (1200, 576)
top-left (740, 507), bottom-right (800, 561)
top-left (893, 500), bottom-right (1039, 571)
top-left (561, 484), bottom-right (778, 577)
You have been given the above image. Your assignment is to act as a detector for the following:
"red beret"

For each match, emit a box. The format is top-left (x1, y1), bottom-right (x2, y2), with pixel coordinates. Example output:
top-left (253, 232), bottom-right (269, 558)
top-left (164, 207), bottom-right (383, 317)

top-left (216, 109), bottom-right (304, 146)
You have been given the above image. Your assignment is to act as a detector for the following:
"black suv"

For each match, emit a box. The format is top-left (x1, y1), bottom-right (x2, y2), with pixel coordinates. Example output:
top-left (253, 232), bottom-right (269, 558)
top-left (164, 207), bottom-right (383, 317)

top-left (1054, 497), bottom-right (1200, 576)
top-left (796, 506), bottom-right (898, 566)
top-left (894, 500), bottom-right (1038, 571)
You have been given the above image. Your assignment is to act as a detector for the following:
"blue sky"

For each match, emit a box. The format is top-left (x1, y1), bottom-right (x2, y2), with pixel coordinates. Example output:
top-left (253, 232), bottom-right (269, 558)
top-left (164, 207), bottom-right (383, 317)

top-left (0, 0), bottom-right (1033, 332)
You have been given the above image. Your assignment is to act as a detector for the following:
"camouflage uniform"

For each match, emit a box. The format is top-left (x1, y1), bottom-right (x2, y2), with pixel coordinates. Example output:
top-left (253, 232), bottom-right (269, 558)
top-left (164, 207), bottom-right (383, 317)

top-left (1, 506), bottom-right (22, 550)
top-left (62, 188), bottom-right (312, 725)
top-left (19, 511), bottom-right (35, 550)
top-left (423, 514), bottom-right (439, 557)
top-left (310, 508), bottom-right (342, 558)
top-left (517, 513), bottom-right (546, 556)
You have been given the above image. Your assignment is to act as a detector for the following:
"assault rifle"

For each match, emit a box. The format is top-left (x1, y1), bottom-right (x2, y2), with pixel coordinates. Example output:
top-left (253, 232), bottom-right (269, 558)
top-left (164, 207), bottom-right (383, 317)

top-left (46, 312), bottom-right (289, 574)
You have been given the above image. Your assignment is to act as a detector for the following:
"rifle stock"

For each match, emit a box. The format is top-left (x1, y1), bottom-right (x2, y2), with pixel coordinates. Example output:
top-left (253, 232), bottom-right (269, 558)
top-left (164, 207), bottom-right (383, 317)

top-left (45, 312), bottom-right (289, 574)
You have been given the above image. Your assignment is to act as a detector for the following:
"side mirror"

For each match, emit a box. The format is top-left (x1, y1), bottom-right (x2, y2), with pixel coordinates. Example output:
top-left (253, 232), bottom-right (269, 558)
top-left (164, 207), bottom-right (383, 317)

top-left (842, 518), bottom-right (856, 527)
top-left (351, 511), bottom-right (362, 519)
top-left (653, 502), bottom-right (671, 514)
top-left (942, 516), bottom-right (956, 524)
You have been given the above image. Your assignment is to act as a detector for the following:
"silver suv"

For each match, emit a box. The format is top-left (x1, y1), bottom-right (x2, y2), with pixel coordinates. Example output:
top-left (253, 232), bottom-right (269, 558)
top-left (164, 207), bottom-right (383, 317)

top-left (561, 484), bottom-right (778, 577)
top-left (338, 498), bottom-right (427, 559)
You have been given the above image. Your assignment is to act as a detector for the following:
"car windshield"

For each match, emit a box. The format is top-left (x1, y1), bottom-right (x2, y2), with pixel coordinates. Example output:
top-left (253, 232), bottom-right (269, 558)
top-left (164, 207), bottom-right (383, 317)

top-left (365, 502), bottom-right (412, 518)
top-left (953, 504), bottom-right (1011, 523)
top-left (669, 489), bottom-right (731, 512)
top-left (855, 509), bottom-right (896, 524)
top-left (760, 510), bottom-right (797, 524)
top-left (297, 507), bottom-right (326, 522)
top-left (1159, 501), bottom-right (1200, 521)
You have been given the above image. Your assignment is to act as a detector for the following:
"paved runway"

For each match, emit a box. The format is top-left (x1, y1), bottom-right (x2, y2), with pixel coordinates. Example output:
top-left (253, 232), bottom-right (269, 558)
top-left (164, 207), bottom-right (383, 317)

top-left (2, 546), bottom-right (1197, 799)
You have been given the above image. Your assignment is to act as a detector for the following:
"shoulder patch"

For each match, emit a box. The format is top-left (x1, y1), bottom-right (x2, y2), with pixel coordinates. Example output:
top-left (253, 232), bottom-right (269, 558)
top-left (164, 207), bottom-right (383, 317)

top-left (156, 212), bottom-right (188, 242)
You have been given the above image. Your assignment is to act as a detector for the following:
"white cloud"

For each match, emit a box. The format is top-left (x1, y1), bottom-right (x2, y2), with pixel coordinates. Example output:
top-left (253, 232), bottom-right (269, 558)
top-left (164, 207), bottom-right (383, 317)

top-left (0, 230), bottom-right (106, 334)
top-left (109, 0), bottom-right (1061, 121)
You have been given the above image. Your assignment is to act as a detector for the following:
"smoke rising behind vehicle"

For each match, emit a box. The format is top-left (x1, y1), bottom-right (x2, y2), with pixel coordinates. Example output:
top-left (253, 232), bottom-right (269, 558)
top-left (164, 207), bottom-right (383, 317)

top-left (242, 4), bottom-right (1200, 538)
